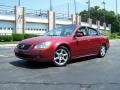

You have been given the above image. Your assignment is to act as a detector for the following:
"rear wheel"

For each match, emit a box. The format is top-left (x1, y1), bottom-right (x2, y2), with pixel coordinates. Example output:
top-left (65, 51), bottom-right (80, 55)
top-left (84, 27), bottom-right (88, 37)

top-left (53, 46), bottom-right (70, 67)
top-left (98, 45), bottom-right (107, 58)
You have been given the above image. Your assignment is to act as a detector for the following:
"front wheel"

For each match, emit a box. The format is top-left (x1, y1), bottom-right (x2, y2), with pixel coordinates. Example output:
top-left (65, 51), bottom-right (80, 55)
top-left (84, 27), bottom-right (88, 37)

top-left (98, 45), bottom-right (107, 58)
top-left (53, 46), bottom-right (70, 67)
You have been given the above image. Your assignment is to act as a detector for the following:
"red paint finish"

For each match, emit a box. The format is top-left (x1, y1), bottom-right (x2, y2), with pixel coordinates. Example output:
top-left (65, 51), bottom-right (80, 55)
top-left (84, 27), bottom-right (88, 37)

top-left (14, 24), bottom-right (109, 62)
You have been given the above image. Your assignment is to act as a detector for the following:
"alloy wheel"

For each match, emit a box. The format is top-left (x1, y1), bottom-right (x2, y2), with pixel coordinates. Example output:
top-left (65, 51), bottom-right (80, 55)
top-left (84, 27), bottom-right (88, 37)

top-left (54, 47), bottom-right (70, 66)
top-left (100, 45), bottom-right (106, 57)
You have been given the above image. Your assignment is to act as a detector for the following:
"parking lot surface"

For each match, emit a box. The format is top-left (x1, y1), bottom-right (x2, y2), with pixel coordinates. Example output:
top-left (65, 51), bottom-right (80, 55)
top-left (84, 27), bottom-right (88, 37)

top-left (0, 40), bottom-right (120, 90)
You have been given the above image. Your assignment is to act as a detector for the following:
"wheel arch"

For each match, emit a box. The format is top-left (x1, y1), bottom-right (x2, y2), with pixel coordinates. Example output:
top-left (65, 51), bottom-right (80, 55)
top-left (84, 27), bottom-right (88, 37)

top-left (101, 42), bottom-right (107, 50)
top-left (57, 44), bottom-right (71, 51)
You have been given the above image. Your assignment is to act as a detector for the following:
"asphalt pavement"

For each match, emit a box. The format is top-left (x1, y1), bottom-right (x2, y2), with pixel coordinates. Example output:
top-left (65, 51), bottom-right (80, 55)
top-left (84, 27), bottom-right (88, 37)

top-left (0, 40), bottom-right (120, 90)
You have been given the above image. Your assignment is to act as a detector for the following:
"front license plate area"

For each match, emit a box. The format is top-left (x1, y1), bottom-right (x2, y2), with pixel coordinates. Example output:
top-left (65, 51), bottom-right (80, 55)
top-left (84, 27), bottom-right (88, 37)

top-left (18, 51), bottom-right (24, 54)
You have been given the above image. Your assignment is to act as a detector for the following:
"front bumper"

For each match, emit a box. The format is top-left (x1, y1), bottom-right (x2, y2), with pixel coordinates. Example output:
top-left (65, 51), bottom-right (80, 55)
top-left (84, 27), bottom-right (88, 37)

top-left (14, 47), bottom-right (54, 62)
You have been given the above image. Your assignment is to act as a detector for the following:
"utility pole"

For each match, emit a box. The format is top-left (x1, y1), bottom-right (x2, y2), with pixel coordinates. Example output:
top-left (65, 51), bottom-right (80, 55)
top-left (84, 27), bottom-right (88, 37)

top-left (86, 0), bottom-right (90, 18)
top-left (68, 2), bottom-right (70, 18)
top-left (116, 0), bottom-right (120, 33)
top-left (102, 1), bottom-right (106, 22)
top-left (18, 0), bottom-right (21, 6)
top-left (116, 0), bottom-right (118, 20)
top-left (50, 0), bottom-right (52, 11)
top-left (74, 0), bottom-right (77, 15)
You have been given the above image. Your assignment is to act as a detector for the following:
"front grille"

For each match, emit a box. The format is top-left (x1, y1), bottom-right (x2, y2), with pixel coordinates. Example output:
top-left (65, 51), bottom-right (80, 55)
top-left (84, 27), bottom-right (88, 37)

top-left (15, 53), bottom-right (33, 59)
top-left (18, 43), bottom-right (32, 50)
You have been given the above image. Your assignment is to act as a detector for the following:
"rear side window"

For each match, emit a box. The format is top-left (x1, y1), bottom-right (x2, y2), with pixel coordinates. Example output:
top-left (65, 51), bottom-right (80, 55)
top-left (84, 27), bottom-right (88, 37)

top-left (88, 28), bottom-right (99, 36)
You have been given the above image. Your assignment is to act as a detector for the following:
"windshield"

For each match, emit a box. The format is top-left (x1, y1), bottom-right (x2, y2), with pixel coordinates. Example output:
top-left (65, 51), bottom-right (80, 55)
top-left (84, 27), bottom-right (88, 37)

top-left (44, 25), bottom-right (75, 36)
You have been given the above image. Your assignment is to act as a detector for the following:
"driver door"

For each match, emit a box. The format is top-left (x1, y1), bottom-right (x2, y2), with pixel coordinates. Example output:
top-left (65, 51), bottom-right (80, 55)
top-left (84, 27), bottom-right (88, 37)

top-left (74, 27), bottom-right (91, 57)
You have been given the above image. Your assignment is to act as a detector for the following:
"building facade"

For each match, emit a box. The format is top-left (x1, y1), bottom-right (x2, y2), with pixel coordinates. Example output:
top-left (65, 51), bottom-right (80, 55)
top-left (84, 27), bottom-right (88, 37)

top-left (0, 5), bottom-right (111, 35)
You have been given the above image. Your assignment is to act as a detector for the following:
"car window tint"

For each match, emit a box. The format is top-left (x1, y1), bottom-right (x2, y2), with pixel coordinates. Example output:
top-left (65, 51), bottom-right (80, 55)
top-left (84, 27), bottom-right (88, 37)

top-left (89, 28), bottom-right (98, 36)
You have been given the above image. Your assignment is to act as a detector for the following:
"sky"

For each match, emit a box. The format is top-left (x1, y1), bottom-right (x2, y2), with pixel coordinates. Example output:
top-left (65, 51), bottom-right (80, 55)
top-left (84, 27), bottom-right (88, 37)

top-left (0, 0), bottom-right (120, 15)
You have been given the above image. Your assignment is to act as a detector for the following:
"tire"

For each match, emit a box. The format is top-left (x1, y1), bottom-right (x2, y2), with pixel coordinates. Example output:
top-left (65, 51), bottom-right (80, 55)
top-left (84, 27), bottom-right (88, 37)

top-left (98, 45), bottom-right (107, 58)
top-left (53, 46), bottom-right (70, 67)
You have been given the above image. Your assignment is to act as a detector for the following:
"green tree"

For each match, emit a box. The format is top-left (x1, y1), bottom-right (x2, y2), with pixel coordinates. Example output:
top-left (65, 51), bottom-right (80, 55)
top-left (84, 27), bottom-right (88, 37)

top-left (80, 6), bottom-right (120, 33)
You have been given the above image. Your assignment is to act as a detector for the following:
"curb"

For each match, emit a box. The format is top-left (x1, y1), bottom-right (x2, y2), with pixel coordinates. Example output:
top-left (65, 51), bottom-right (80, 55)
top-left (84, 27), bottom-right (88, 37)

top-left (0, 44), bottom-right (17, 47)
top-left (110, 39), bottom-right (120, 42)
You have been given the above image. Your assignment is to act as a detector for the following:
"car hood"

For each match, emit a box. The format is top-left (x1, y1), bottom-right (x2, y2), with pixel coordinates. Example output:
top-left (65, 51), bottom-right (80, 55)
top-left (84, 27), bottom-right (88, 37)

top-left (20, 36), bottom-right (69, 45)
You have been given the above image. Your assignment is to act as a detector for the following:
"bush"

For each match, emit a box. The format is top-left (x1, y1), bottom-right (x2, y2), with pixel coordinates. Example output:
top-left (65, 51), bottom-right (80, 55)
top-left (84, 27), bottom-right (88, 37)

top-left (24, 34), bottom-right (39, 39)
top-left (13, 34), bottom-right (40, 41)
top-left (117, 32), bottom-right (120, 36)
top-left (111, 33), bottom-right (118, 39)
top-left (12, 34), bottom-right (24, 41)
top-left (0, 35), bottom-right (13, 42)
top-left (116, 36), bottom-right (120, 39)
top-left (12, 34), bottom-right (39, 41)
top-left (0, 34), bottom-right (40, 42)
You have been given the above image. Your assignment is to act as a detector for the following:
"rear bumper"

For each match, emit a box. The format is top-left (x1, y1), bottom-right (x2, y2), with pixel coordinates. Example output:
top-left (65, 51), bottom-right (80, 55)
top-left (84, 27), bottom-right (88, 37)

top-left (14, 47), bottom-right (55, 62)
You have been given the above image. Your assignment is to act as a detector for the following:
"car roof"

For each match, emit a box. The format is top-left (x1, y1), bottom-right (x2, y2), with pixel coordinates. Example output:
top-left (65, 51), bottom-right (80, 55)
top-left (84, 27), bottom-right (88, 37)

top-left (63, 24), bottom-right (97, 30)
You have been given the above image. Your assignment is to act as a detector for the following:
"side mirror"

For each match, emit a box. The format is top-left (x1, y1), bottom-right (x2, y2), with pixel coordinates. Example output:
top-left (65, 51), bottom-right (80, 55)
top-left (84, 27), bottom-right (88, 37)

top-left (75, 32), bottom-right (84, 37)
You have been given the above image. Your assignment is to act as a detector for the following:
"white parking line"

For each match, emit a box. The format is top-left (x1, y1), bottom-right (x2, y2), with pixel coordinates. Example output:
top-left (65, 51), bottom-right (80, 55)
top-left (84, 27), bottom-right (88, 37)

top-left (0, 55), bottom-right (9, 58)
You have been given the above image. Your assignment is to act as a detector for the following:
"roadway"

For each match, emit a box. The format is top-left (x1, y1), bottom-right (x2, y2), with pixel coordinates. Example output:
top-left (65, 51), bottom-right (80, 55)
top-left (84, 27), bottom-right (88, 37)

top-left (0, 40), bottom-right (120, 90)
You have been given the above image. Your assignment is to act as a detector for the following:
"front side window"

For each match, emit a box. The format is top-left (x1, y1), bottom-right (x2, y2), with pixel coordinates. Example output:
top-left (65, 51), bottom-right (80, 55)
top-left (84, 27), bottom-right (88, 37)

top-left (76, 27), bottom-right (88, 36)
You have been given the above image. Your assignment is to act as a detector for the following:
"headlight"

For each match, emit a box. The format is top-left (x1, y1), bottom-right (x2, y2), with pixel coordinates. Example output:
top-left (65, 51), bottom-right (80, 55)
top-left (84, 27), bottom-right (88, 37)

top-left (34, 41), bottom-right (51, 49)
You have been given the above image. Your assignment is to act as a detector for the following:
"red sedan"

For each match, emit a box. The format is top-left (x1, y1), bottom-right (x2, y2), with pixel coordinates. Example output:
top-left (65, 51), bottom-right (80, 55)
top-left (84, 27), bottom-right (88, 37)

top-left (14, 24), bottom-right (109, 66)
